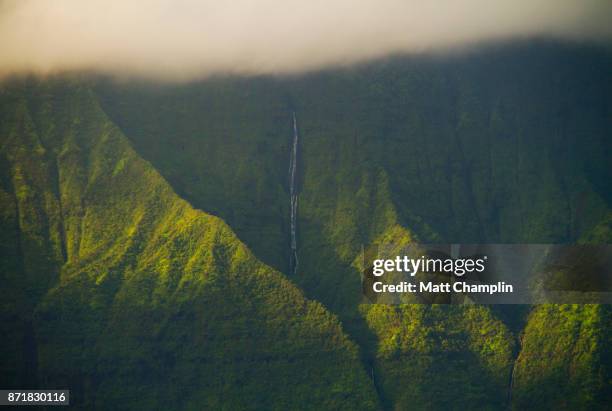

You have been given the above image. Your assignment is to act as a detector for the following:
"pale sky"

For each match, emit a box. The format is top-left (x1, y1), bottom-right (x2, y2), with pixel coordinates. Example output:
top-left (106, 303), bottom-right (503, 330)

top-left (1, 0), bottom-right (611, 80)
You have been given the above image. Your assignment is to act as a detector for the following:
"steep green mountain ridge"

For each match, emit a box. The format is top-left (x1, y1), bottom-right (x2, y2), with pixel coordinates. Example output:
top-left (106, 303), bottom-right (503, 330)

top-left (95, 43), bottom-right (612, 409)
top-left (0, 42), bottom-right (610, 410)
top-left (0, 79), bottom-right (378, 410)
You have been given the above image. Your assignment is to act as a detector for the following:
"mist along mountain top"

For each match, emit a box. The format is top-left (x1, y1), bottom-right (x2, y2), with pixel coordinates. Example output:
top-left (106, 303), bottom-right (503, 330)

top-left (1, 41), bottom-right (611, 410)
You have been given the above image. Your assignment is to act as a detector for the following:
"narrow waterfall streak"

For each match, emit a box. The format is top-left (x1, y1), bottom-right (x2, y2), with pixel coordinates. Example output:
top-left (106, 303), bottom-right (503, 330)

top-left (289, 111), bottom-right (299, 275)
top-left (508, 335), bottom-right (522, 404)
top-left (508, 361), bottom-right (516, 403)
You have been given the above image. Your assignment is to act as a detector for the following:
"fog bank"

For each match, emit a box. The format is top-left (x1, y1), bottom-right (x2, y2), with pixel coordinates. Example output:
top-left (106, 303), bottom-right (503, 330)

top-left (1, 0), bottom-right (611, 80)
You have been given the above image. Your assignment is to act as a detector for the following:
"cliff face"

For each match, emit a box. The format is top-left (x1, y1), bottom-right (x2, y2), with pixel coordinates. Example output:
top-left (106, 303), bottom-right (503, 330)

top-left (1, 42), bottom-right (610, 410)
top-left (0, 80), bottom-right (378, 410)
top-left (97, 42), bottom-right (611, 300)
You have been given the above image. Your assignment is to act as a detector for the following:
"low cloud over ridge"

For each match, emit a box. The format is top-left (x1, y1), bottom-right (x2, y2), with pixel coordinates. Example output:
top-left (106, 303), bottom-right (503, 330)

top-left (1, 0), bottom-right (611, 80)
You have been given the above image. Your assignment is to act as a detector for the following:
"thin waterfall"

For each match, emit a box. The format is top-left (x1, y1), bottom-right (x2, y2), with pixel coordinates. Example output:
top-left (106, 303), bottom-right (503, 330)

top-left (508, 335), bottom-right (522, 406)
top-left (508, 360), bottom-right (517, 404)
top-left (289, 111), bottom-right (299, 275)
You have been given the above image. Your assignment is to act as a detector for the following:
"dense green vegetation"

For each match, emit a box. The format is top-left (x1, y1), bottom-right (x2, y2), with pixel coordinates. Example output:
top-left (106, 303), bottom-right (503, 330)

top-left (363, 304), bottom-right (514, 409)
top-left (512, 304), bottom-right (610, 410)
top-left (1, 42), bottom-right (610, 410)
top-left (97, 43), bottom-right (611, 306)
top-left (95, 78), bottom-right (292, 273)
top-left (0, 80), bottom-right (378, 410)
top-left (95, 43), bottom-right (611, 409)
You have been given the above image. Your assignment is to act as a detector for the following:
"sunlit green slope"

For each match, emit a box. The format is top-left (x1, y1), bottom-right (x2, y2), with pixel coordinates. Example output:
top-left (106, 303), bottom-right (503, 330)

top-left (512, 304), bottom-right (610, 410)
top-left (0, 79), bottom-right (379, 410)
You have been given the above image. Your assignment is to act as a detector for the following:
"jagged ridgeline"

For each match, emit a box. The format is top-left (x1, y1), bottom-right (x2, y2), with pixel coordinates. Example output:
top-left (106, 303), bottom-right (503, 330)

top-left (0, 80), bottom-right (378, 410)
top-left (0, 41), bottom-right (610, 410)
